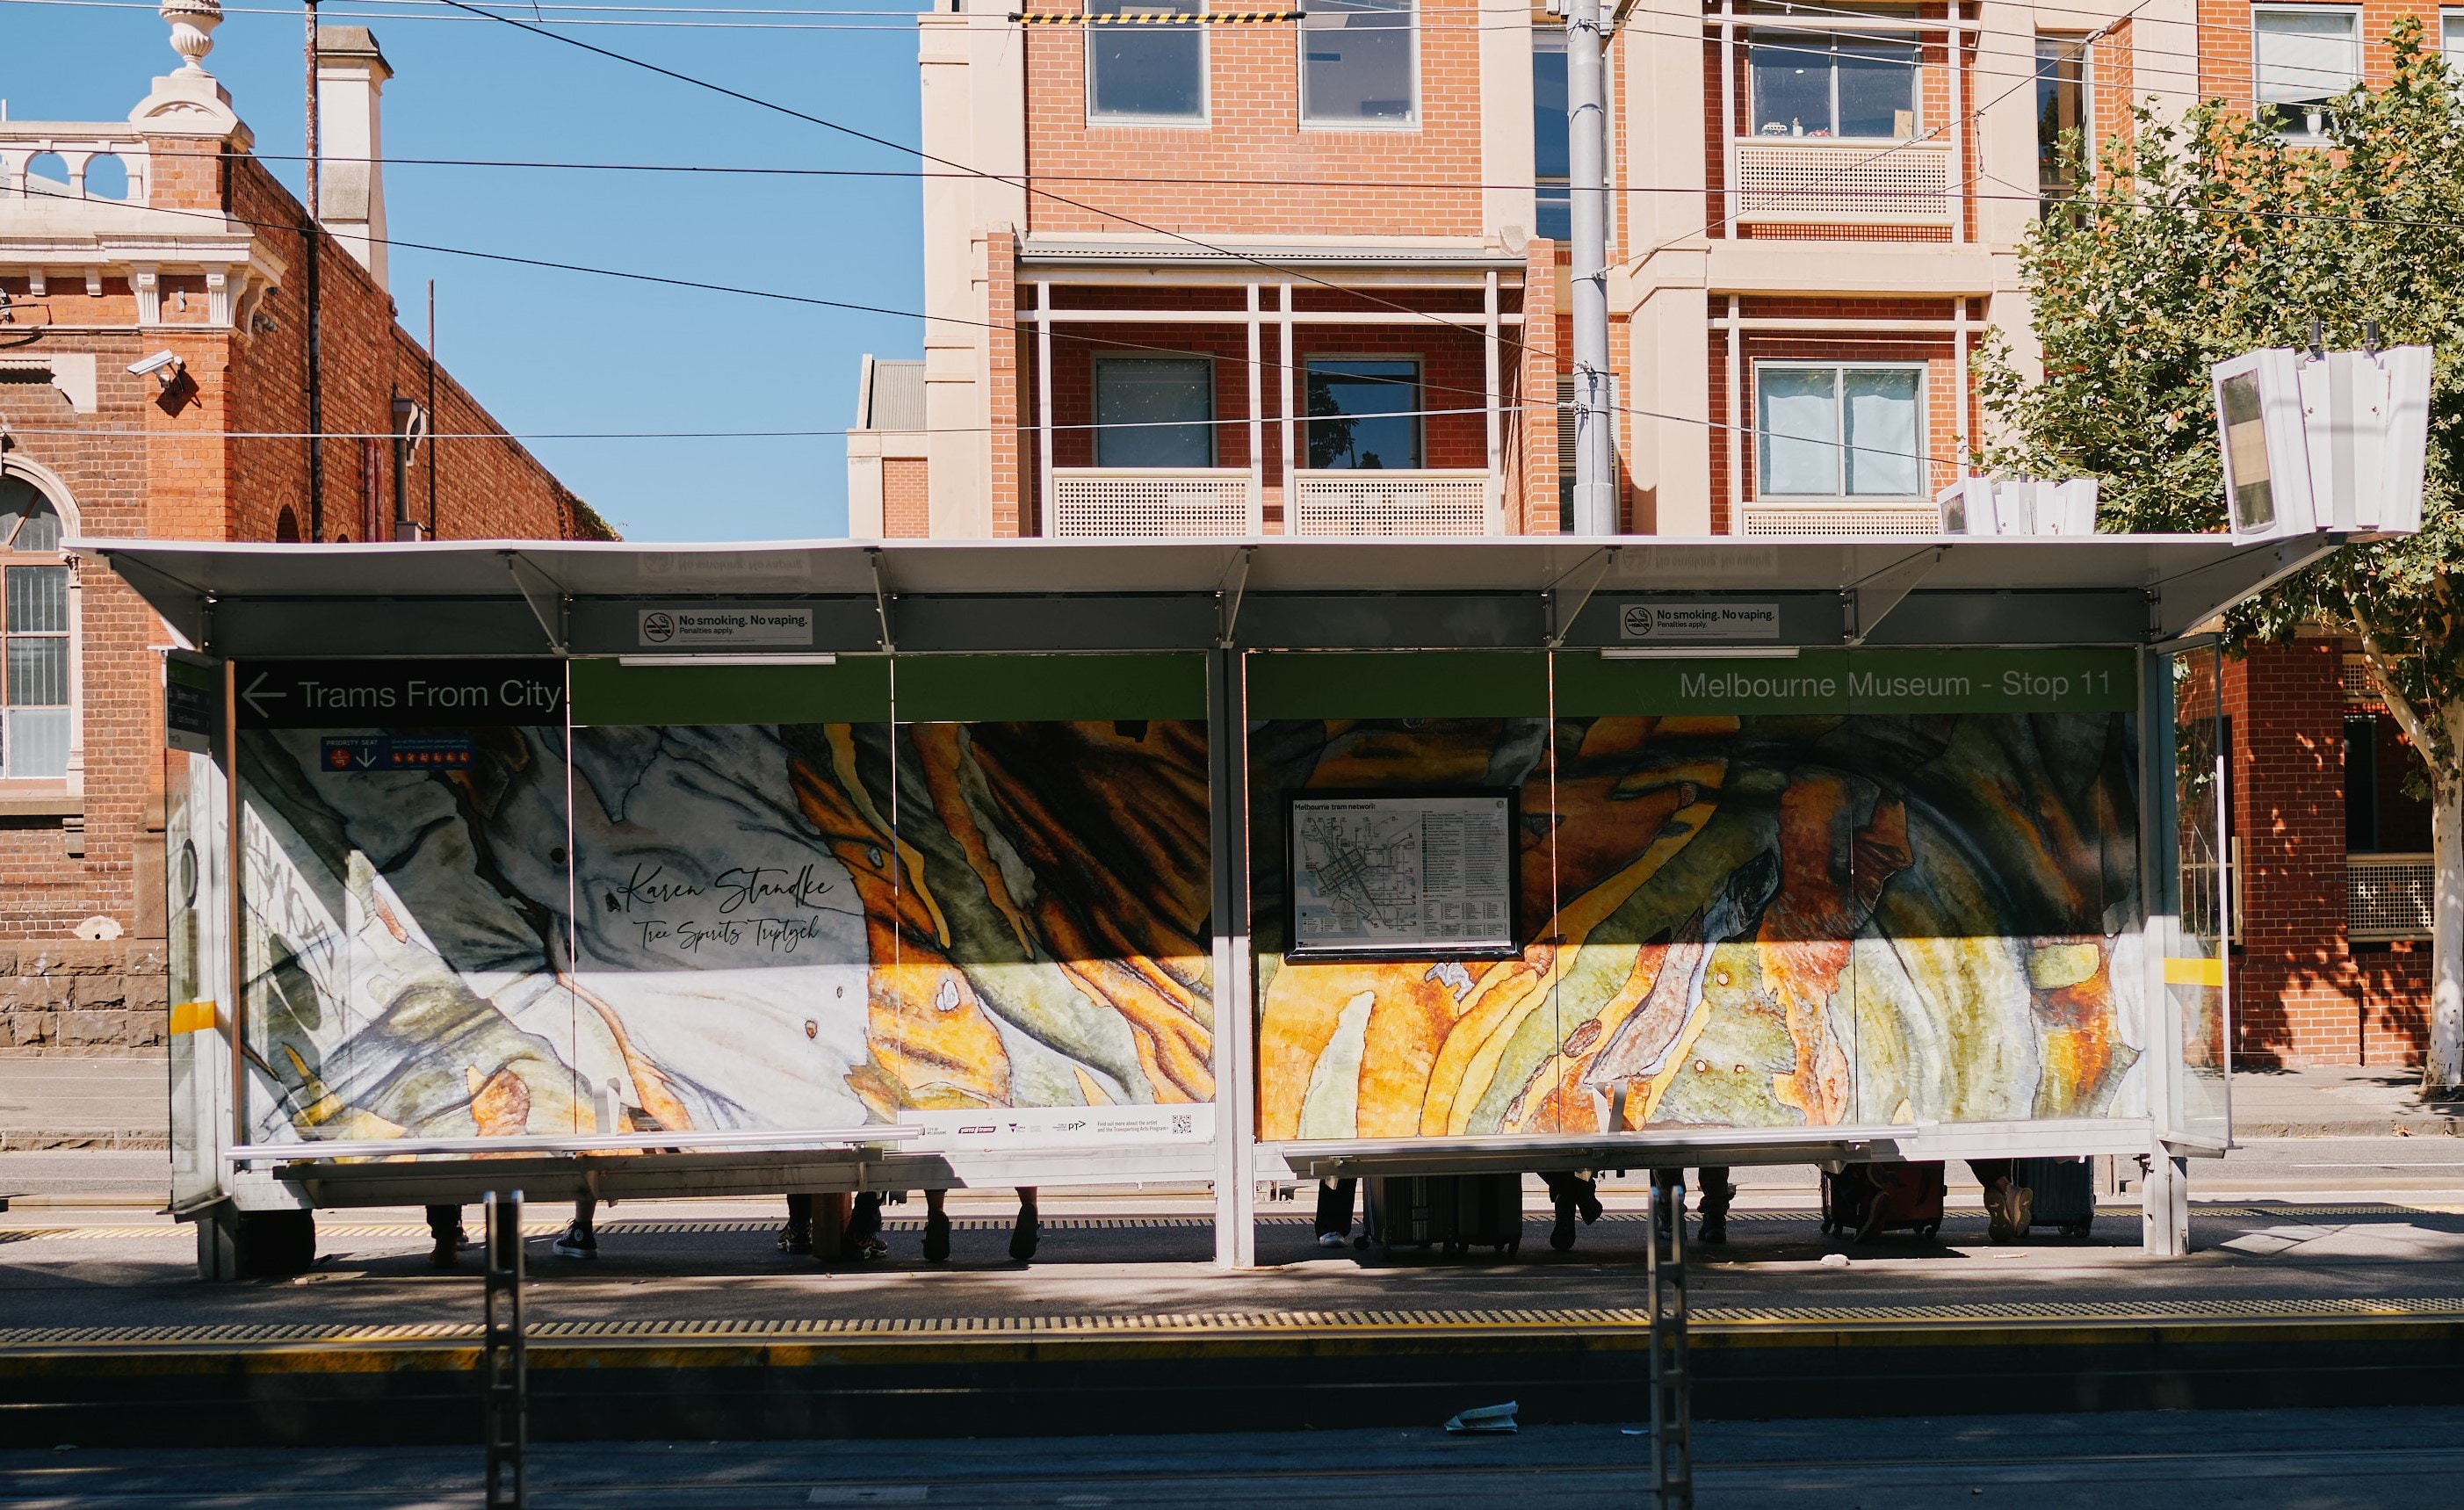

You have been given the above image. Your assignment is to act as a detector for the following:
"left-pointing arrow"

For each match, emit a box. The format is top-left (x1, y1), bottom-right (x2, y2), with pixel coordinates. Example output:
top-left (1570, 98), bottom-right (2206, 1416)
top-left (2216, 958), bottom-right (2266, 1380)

top-left (239, 671), bottom-right (287, 722)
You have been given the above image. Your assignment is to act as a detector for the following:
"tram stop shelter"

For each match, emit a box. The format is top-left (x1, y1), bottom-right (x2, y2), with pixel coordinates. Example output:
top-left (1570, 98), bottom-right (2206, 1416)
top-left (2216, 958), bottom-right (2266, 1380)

top-left (87, 531), bottom-right (2321, 1275)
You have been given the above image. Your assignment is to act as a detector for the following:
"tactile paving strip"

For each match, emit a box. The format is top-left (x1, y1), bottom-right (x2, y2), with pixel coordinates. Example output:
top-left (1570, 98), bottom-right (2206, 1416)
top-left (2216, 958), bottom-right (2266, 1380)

top-left (6, 1295), bottom-right (2464, 1353)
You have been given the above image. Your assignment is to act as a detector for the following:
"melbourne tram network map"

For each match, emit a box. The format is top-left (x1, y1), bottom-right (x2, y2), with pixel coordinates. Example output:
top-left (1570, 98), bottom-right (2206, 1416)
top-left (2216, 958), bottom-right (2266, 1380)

top-left (1289, 793), bottom-right (1515, 957)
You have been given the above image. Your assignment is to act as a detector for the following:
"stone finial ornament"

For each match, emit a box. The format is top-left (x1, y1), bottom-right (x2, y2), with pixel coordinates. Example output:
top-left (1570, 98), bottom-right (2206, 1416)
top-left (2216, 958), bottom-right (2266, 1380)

top-left (160, 0), bottom-right (223, 74)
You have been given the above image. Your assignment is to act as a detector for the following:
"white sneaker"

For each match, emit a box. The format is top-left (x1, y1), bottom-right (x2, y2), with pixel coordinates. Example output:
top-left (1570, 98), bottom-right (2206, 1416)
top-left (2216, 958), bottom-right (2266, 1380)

top-left (1317, 1232), bottom-right (1345, 1248)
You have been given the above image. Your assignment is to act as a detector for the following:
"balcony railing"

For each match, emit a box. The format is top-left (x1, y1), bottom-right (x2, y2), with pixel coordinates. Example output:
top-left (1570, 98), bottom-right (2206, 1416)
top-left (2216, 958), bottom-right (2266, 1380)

top-left (1290, 470), bottom-right (1494, 537)
top-left (2350, 853), bottom-right (2435, 942)
top-left (1736, 501), bottom-right (1940, 537)
top-left (1732, 137), bottom-right (1953, 224)
top-left (1047, 468), bottom-right (1497, 538)
top-left (0, 126), bottom-right (150, 204)
top-left (1051, 468), bottom-right (1254, 539)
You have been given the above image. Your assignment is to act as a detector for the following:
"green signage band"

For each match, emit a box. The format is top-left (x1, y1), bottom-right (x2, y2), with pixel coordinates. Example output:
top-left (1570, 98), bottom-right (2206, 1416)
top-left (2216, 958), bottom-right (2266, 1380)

top-left (1246, 651), bottom-right (1548, 720)
top-left (571, 656), bottom-right (891, 726)
top-left (1557, 647), bottom-right (2137, 717)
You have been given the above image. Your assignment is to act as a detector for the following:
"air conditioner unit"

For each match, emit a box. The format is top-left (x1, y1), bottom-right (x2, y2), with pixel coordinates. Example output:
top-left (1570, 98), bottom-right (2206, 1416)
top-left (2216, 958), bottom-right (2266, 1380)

top-left (2211, 344), bottom-right (2429, 539)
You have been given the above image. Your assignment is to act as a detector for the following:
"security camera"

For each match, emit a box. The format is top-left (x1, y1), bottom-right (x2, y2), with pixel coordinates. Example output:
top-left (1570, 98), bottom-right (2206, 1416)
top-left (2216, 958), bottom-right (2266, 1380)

top-left (126, 350), bottom-right (184, 386)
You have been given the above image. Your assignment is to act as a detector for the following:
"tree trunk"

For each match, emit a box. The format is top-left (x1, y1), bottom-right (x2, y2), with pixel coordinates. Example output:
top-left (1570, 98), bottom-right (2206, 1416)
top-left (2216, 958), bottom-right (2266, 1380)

top-left (2430, 704), bottom-right (2464, 1092)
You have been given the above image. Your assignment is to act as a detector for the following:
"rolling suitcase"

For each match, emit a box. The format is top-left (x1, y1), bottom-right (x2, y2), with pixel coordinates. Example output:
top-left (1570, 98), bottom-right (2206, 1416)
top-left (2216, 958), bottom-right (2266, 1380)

top-left (1821, 1161), bottom-right (1946, 1242)
top-left (1366, 1174), bottom-right (1524, 1259)
top-left (2013, 1157), bottom-right (2096, 1239)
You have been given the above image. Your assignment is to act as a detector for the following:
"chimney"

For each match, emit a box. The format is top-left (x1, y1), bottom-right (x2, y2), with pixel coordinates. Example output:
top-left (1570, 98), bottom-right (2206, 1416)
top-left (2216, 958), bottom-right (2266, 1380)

top-left (314, 25), bottom-right (390, 290)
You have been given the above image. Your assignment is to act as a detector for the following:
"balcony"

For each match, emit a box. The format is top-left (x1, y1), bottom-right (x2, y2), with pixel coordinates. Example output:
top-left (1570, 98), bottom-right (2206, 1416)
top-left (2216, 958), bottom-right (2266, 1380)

top-left (1735, 501), bottom-right (1940, 537)
top-left (2350, 854), bottom-right (2435, 942)
top-left (1731, 137), bottom-right (1953, 225)
top-left (1046, 468), bottom-right (1499, 538)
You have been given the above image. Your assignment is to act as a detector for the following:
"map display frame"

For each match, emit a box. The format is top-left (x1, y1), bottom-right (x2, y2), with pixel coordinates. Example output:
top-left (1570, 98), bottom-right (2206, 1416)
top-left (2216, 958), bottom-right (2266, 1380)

top-left (1284, 789), bottom-right (1521, 962)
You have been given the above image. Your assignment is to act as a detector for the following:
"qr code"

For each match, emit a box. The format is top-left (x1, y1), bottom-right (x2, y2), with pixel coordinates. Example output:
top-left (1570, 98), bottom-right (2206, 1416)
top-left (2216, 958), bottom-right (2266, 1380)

top-left (1171, 1114), bottom-right (1194, 1136)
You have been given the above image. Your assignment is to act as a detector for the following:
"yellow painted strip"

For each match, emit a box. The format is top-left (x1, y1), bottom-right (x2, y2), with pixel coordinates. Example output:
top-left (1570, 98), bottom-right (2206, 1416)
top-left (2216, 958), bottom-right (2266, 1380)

top-left (2164, 957), bottom-right (2225, 987)
top-left (168, 1000), bottom-right (219, 1036)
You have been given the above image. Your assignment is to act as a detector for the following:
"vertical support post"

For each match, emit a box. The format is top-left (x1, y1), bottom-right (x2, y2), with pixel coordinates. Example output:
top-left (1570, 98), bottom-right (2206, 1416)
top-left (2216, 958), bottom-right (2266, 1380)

top-left (1483, 269), bottom-right (1503, 533)
top-left (1947, 2), bottom-right (1964, 245)
top-left (1723, 294), bottom-right (1743, 537)
top-left (1648, 1168), bottom-right (1692, 1510)
top-left (2142, 1153), bottom-right (2190, 1257)
top-left (1246, 283), bottom-right (1264, 533)
top-left (1208, 646), bottom-right (1257, 1268)
top-left (1279, 283), bottom-right (1297, 529)
top-left (224, 658), bottom-right (245, 1150)
top-left (2141, 646), bottom-right (2193, 1257)
top-left (1952, 297), bottom-right (1969, 481)
top-left (1567, 0), bottom-right (1615, 535)
top-left (1717, 2), bottom-right (1736, 236)
top-left (1037, 281), bottom-right (1056, 537)
top-left (482, 1190), bottom-right (526, 1510)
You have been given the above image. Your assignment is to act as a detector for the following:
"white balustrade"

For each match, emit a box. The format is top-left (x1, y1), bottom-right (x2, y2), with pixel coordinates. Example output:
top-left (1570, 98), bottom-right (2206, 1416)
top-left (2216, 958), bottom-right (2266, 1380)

top-left (1732, 137), bottom-right (1952, 224)
top-left (2349, 854), bottom-right (2436, 942)
top-left (1050, 468), bottom-right (1256, 538)
top-left (0, 126), bottom-right (152, 205)
top-left (1735, 501), bottom-right (1940, 537)
top-left (1290, 470), bottom-right (1494, 538)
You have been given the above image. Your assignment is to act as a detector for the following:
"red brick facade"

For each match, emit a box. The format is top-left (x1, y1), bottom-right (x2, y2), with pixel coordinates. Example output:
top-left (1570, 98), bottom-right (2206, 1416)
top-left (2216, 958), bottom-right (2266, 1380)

top-left (0, 84), bottom-right (609, 1053)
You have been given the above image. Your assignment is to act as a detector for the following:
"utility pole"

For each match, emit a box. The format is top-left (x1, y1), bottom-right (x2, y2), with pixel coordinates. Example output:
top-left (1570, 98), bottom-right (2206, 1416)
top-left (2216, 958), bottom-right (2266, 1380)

top-left (1566, 0), bottom-right (1614, 535)
top-left (303, 0), bottom-right (324, 540)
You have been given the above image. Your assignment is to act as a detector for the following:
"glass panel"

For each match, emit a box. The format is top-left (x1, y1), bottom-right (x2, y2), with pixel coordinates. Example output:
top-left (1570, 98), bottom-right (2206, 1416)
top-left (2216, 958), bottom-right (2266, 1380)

top-left (1532, 37), bottom-right (1569, 177)
top-left (1305, 358), bottom-right (1420, 469)
top-left (2171, 647), bottom-right (2230, 1145)
top-left (1756, 366), bottom-right (1838, 495)
top-left (1095, 358), bottom-right (1216, 467)
top-left (1302, 0), bottom-right (1414, 124)
top-left (1535, 188), bottom-right (1571, 242)
top-left (2219, 370), bottom-right (2277, 531)
top-left (0, 477), bottom-right (59, 551)
top-left (1750, 33), bottom-right (1836, 135)
top-left (1843, 368), bottom-right (1922, 496)
top-left (5, 636), bottom-right (66, 706)
top-left (4, 707), bottom-right (68, 777)
top-left (239, 726), bottom-right (578, 1146)
top-left (2447, 12), bottom-right (2464, 82)
top-left (2256, 7), bottom-right (2359, 136)
top-left (2036, 37), bottom-right (2088, 199)
top-left (166, 747), bottom-right (229, 1210)
top-left (1834, 40), bottom-right (1918, 138)
top-left (1089, 0), bottom-right (1203, 119)
top-left (6, 564), bottom-right (68, 632)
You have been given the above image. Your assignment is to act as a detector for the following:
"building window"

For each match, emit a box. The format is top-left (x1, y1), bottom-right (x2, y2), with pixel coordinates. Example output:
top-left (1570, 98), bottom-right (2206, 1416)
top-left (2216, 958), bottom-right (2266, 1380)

top-left (1306, 358), bottom-right (1421, 469)
top-left (2444, 10), bottom-right (2463, 84)
top-left (1094, 357), bottom-right (1216, 467)
top-left (1755, 364), bottom-right (1925, 498)
top-left (0, 475), bottom-right (69, 783)
top-left (1748, 31), bottom-right (1918, 140)
top-left (1533, 27), bottom-right (1571, 241)
top-left (1088, 0), bottom-right (1206, 122)
top-left (2036, 37), bottom-right (2089, 201)
top-left (1301, 0), bottom-right (1415, 126)
top-left (2254, 5), bottom-right (2360, 142)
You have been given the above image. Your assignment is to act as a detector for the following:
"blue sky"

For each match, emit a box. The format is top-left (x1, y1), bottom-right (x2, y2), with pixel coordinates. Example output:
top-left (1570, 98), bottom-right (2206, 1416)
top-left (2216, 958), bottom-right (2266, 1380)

top-left (4, 0), bottom-right (931, 539)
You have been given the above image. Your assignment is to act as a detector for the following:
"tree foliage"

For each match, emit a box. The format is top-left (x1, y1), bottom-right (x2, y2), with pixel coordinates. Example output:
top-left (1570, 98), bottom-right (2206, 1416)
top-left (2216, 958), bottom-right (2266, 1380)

top-left (1976, 18), bottom-right (2464, 777)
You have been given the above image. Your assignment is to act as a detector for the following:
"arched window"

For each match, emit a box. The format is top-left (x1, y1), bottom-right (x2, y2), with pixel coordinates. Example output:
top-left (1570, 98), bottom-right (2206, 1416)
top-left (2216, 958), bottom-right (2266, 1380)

top-left (274, 506), bottom-right (301, 543)
top-left (0, 473), bottom-right (75, 784)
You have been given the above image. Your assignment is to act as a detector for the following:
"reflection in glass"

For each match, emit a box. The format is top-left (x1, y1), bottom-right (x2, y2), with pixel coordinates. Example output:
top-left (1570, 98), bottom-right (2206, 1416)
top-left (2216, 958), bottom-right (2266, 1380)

top-left (1306, 359), bottom-right (1421, 469)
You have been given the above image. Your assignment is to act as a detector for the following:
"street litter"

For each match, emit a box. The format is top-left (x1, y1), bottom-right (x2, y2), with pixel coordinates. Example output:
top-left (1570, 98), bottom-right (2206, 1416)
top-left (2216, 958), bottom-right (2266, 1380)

top-left (1446, 1402), bottom-right (1520, 1434)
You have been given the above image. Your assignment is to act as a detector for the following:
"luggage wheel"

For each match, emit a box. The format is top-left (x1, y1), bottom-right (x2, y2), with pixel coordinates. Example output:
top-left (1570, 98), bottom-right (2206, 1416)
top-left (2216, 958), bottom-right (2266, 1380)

top-left (1917, 1220), bottom-right (1941, 1239)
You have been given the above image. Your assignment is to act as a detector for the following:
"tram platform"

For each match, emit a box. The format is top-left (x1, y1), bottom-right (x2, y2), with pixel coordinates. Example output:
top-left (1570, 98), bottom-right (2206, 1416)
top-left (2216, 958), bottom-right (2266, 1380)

top-left (7, 1184), bottom-right (2464, 1447)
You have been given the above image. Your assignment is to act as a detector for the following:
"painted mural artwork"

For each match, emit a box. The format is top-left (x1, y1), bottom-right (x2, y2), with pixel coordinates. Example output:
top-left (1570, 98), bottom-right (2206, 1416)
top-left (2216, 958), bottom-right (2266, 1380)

top-left (234, 719), bottom-right (1214, 1146)
top-left (1257, 708), bottom-right (2145, 1141)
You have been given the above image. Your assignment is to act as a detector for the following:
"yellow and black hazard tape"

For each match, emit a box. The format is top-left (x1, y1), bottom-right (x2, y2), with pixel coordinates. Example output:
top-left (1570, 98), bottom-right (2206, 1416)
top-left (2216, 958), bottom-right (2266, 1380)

top-left (1011, 9), bottom-right (1304, 22)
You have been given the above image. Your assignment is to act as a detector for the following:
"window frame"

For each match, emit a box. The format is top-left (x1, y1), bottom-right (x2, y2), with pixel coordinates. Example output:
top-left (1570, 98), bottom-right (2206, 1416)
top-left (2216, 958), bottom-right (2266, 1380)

top-left (2251, 2), bottom-right (2363, 144)
top-left (2034, 33), bottom-right (2092, 202)
top-left (1298, 0), bottom-right (1420, 131)
top-left (1302, 352), bottom-right (1426, 471)
top-left (0, 466), bottom-right (79, 793)
top-left (1744, 28), bottom-right (1923, 142)
top-left (1091, 353), bottom-right (1220, 469)
top-left (1751, 359), bottom-right (1930, 502)
top-left (1085, 0), bottom-right (1211, 127)
top-left (2442, 8), bottom-right (2464, 84)
top-left (1532, 25), bottom-right (1572, 242)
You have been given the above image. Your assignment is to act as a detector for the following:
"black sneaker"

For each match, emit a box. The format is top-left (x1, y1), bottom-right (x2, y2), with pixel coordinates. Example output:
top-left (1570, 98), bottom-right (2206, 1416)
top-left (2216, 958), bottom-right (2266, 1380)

top-left (428, 1228), bottom-right (464, 1269)
top-left (1008, 1213), bottom-right (1040, 1262)
top-left (922, 1211), bottom-right (952, 1263)
top-left (552, 1223), bottom-right (597, 1261)
top-left (1550, 1209), bottom-right (1578, 1252)
top-left (777, 1220), bottom-right (813, 1256)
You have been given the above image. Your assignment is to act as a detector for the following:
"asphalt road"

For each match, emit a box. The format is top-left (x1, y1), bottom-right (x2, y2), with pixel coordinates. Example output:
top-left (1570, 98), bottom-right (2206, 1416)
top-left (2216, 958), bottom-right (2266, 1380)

top-left (2, 1406), bottom-right (2456, 1508)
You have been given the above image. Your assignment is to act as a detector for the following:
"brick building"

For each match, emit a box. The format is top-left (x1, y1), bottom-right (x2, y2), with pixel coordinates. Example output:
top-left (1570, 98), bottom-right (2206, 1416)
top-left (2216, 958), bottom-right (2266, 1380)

top-left (846, 0), bottom-right (2454, 1066)
top-left (0, 4), bottom-right (612, 1055)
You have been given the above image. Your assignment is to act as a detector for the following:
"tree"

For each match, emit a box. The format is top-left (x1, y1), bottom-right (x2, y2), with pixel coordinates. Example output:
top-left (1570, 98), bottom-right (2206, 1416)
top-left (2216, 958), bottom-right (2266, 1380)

top-left (1976, 18), bottom-right (2464, 1087)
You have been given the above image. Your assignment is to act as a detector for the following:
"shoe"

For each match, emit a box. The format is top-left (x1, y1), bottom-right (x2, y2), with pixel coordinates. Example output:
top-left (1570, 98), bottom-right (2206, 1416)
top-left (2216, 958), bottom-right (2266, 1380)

top-left (922, 1211), bottom-right (952, 1263)
top-left (428, 1228), bottom-right (463, 1269)
top-left (1318, 1232), bottom-right (1345, 1249)
top-left (1008, 1213), bottom-right (1040, 1262)
top-left (1579, 1192), bottom-right (1605, 1225)
top-left (551, 1223), bottom-right (597, 1261)
top-left (1550, 1210), bottom-right (1577, 1252)
top-left (1697, 1214), bottom-right (1726, 1246)
top-left (777, 1220), bottom-right (812, 1256)
top-left (853, 1235), bottom-right (889, 1262)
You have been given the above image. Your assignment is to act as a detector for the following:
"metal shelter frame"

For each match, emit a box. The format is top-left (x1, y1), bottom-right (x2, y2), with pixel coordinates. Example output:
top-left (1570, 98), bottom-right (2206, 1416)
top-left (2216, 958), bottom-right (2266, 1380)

top-left (89, 531), bottom-right (2328, 1268)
